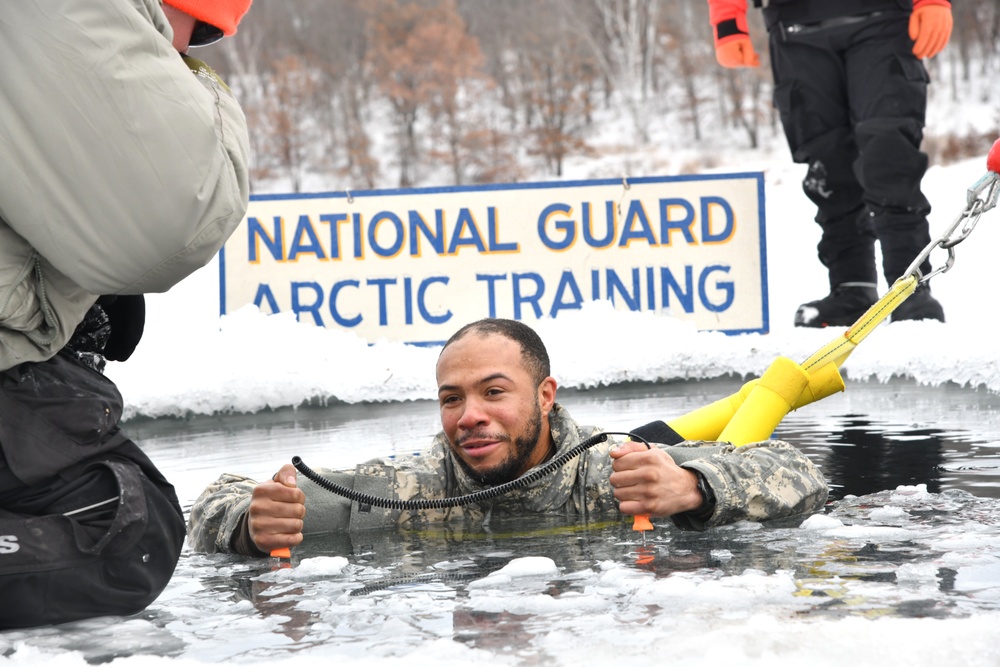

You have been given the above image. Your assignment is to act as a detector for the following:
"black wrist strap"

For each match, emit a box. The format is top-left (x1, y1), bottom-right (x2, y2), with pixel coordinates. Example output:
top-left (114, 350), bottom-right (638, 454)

top-left (231, 510), bottom-right (270, 558)
top-left (691, 470), bottom-right (717, 521)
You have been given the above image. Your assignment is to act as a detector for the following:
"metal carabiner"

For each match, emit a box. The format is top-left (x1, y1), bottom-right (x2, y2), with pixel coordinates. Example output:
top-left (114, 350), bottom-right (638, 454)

top-left (902, 204), bottom-right (966, 282)
top-left (914, 242), bottom-right (956, 284)
top-left (903, 143), bottom-right (1000, 286)
top-left (940, 199), bottom-right (984, 250)
top-left (967, 171), bottom-right (999, 213)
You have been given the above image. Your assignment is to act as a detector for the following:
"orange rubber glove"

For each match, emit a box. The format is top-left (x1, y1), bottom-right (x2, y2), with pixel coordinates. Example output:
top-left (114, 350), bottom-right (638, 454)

top-left (715, 36), bottom-right (761, 68)
top-left (909, 3), bottom-right (953, 59)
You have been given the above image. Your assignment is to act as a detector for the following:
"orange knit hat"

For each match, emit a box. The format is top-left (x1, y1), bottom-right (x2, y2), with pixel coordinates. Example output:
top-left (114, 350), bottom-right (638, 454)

top-left (163, 0), bottom-right (252, 37)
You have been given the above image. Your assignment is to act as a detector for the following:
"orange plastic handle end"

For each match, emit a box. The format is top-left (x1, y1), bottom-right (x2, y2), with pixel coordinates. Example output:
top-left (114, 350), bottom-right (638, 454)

top-left (632, 514), bottom-right (654, 532)
top-left (270, 547), bottom-right (291, 558)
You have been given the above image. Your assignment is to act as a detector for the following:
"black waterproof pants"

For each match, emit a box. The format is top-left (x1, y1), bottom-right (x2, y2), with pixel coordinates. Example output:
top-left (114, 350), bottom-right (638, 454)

top-left (0, 355), bottom-right (184, 629)
top-left (768, 9), bottom-right (934, 288)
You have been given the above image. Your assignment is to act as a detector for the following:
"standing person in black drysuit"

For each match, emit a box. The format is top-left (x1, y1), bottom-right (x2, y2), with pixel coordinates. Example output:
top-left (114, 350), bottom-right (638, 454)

top-left (708, 0), bottom-right (953, 327)
top-left (0, 0), bottom-right (252, 628)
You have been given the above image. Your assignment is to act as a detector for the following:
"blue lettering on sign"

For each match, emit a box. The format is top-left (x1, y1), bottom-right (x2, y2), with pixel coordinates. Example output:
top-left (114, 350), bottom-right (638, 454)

top-left (550, 271), bottom-right (585, 316)
top-left (618, 201), bottom-right (655, 247)
top-left (513, 272), bottom-right (544, 319)
top-left (320, 213), bottom-right (349, 258)
top-left (253, 283), bottom-right (280, 313)
top-left (369, 213), bottom-right (405, 258)
top-left (250, 276), bottom-right (452, 327)
top-left (293, 281), bottom-right (326, 325)
top-left (408, 210), bottom-right (445, 256)
top-left (701, 197), bottom-right (735, 244)
top-left (475, 274), bottom-right (507, 317)
top-left (248, 216), bottom-right (283, 262)
top-left (247, 263), bottom-right (736, 331)
top-left (500, 264), bottom-right (737, 318)
top-left (699, 265), bottom-right (735, 311)
top-left (248, 207), bottom-right (518, 261)
top-left (537, 196), bottom-right (737, 250)
top-left (583, 202), bottom-right (617, 248)
top-left (659, 198), bottom-right (696, 245)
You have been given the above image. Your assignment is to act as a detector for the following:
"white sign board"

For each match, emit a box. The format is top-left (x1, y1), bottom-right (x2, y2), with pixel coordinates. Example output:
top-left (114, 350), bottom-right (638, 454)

top-left (220, 174), bottom-right (768, 344)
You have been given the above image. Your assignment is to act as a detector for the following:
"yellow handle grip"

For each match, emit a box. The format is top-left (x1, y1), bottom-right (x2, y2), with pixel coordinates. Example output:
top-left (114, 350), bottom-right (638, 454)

top-left (718, 356), bottom-right (810, 447)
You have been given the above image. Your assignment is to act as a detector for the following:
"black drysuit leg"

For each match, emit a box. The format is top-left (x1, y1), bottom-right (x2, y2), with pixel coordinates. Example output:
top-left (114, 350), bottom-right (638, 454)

top-left (0, 355), bottom-right (184, 629)
top-left (768, 10), bottom-right (933, 287)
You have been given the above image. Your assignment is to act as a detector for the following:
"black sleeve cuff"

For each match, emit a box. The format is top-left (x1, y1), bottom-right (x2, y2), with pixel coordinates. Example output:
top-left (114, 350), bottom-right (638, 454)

top-left (670, 470), bottom-right (718, 532)
top-left (230, 510), bottom-right (271, 557)
top-left (716, 18), bottom-right (747, 41)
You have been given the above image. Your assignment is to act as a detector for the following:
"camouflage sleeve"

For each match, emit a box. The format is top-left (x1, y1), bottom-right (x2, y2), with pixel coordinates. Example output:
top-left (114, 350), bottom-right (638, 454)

top-left (666, 439), bottom-right (829, 530)
top-left (186, 473), bottom-right (256, 554)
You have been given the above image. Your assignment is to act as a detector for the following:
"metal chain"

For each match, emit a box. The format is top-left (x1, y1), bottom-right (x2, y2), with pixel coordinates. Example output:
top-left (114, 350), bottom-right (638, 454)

top-left (901, 168), bottom-right (1000, 285)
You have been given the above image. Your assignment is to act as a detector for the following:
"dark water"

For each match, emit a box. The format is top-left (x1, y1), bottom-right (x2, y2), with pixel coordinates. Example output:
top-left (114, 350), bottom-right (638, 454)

top-left (5, 378), bottom-right (999, 665)
top-left (123, 376), bottom-right (1000, 509)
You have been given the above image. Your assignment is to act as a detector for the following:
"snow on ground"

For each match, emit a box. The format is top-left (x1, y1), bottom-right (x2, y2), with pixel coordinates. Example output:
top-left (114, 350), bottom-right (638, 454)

top-left (107, 153), bottom-right (1000, 421)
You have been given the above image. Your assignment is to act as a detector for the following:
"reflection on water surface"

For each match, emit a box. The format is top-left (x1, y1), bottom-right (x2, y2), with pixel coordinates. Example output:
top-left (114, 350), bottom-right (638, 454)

top-left (6, 378), bottom-right (999, 664)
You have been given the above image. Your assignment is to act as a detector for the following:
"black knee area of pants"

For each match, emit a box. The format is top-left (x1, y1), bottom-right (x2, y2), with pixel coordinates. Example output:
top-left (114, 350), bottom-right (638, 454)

top-left (0, 450), bottom-right (184, 629)
top-left (855, 117), bottom-right (930, 214)
top-left (0, 355), bottom-right (185, 628)
top-left (793, 128), bottom-right (865, 221)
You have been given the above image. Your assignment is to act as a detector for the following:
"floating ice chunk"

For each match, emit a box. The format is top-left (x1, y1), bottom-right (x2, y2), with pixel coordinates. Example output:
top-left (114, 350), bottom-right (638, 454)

top-left (955, 563), bottom-right (1000, 592)
top-left (589, 563), bottom-right (652, 593)
top-left (890, 484), bottom-right (930, 501)
top-left (634, 569), bottom-right (798, 608)
top-left (467, 574), bottom-right (511, 590)
top-left (258, 556), bottom-right (350, 582)
top-left (492, 556), bottom-right (559, 577)
top-left (467, 556), bottom-right (559, 590)
top-left (896, 561), bottom-right (941, 585)
top-left (294, 556), bottom-right (350, 575)
top-left (799, 513), bottom-right (912, 540)
top-left (818, 525), bottom-right (915, 541)
top-left (800, 514), bottom-right (844, 530)
top-left (870, 505), bottom-right (909, 522)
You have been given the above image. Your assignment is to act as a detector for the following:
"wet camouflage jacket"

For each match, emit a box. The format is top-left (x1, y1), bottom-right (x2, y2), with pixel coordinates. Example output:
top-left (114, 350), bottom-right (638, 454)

top-left (187, 404), bottom-right (829, 555)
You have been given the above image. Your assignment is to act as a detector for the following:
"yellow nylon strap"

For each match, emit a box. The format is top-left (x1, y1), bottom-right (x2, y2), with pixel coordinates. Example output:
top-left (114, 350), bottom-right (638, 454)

top-left (802, 275), bottom-right (918, 371)
top-left (666, 276), bottom-right (919, 446)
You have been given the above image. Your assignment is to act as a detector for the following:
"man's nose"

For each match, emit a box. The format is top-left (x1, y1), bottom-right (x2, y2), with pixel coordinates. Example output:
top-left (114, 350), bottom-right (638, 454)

top-left (457, 399), bottom-right (489, 429)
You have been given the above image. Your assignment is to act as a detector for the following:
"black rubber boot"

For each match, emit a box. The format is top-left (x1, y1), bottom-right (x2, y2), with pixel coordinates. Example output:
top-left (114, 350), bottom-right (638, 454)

top-left (794, 283), bottom-right (879, 328)
top-left (891, 283), bottom-right (944, 323)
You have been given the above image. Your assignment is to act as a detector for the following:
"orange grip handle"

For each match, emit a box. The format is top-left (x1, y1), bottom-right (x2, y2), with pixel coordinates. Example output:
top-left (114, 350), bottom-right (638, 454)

top-left (632, 514), bottom-right (654, 532)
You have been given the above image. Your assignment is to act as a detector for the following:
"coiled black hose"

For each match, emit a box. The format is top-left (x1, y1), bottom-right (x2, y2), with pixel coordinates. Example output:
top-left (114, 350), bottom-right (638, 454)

top-left (292, 430), bottom-right (647, 511)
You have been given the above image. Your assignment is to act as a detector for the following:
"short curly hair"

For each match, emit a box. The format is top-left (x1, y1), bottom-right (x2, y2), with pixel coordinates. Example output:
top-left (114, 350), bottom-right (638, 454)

top-left (442, 318), bottom-right (551, 386)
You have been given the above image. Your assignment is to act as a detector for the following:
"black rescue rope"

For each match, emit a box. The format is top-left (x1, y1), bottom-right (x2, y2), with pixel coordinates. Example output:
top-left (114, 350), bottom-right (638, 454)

top-left (292, 430), bottom-right (649, 511)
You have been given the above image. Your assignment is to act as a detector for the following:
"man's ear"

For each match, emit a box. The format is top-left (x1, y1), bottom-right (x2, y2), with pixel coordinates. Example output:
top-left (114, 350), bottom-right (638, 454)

top-left (538, 376), bottom-right (557, 414)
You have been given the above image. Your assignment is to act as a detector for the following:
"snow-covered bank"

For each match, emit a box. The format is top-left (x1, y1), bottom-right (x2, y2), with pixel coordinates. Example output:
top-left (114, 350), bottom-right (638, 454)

top-left (108, 156), bottom-right (1000, 421)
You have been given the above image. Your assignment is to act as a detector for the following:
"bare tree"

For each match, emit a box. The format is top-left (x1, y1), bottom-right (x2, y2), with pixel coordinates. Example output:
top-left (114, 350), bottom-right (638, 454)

top-left (658, 0), bottom-right (713, 142)
top-left (208, 0), bottom-right (1000, 190)
top-left (563, 0), bottom-right (662, 145)
top-left (265, 55), bottom-right (322, 192)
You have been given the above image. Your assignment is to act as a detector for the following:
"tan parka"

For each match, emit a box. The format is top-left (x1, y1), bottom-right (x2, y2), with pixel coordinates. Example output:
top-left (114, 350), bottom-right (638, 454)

top-left (0, 0), bottom-right (250, 369)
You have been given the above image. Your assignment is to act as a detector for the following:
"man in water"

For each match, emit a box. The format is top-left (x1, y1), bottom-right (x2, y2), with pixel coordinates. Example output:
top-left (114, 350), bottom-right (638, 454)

top-left (188, 319), bottom-right (828, 556)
